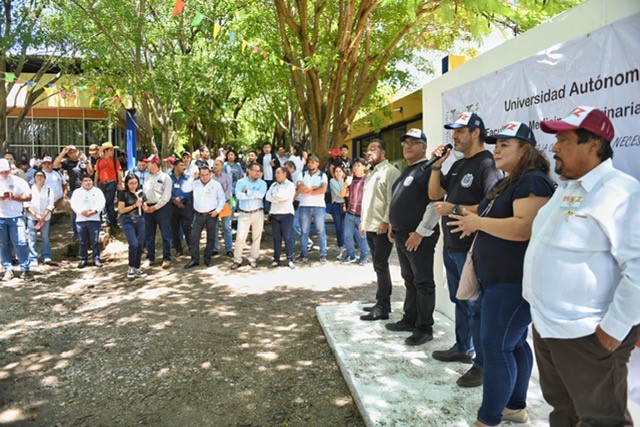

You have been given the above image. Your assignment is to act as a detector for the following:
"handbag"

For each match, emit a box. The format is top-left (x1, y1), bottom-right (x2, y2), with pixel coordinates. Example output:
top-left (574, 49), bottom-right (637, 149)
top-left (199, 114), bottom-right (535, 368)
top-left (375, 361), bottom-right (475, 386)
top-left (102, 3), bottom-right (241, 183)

top-left (456, 199), bottom-right (495, 301)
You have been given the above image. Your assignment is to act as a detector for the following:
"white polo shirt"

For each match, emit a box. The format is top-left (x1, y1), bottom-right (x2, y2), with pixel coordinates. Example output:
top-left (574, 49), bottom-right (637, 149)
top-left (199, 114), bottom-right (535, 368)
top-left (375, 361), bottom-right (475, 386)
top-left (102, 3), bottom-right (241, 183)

top-left (523, 159), bottom-right (640, 341)
top-left (297, 170), bottom-right (327, 208)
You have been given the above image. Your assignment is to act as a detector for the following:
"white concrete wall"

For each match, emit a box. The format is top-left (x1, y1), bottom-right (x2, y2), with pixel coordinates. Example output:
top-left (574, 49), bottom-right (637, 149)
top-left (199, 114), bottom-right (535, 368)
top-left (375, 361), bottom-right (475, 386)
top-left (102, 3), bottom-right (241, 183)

top-left (425, 0), bottom-right (640, 420)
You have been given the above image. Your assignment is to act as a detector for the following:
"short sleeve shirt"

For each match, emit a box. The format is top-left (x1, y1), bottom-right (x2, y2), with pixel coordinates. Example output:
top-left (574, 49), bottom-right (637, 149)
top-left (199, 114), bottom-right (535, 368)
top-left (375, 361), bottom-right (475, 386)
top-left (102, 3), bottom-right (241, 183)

top-left (473, 169), bottom-right (555, 285)
top-left (118, 190), bottom-right (142, 218)
top-left (440, 150), bottom-right (503, 251)
top-left (298, 171), bottom-right (328, 207)
top-left (0, 176), bottom-right (31, 218)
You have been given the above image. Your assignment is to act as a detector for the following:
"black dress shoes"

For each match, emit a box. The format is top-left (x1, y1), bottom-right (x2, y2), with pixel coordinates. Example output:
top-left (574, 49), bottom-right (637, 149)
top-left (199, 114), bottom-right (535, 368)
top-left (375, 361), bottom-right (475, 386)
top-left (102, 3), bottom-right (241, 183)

top-left (363, 305), bottom-right (391, 313)
top-left (77, 260), bottom-right (87, 269)
top-left (360, 306), bottom-right (389, 321)
top-left (184, 260), bottom-right (199, 269)
top-left (385, 318), bottom-right (415, 332)
top-left (204, 259), bottom-right (212, 267)
top-left (405, 331), bottom-right (433, 346)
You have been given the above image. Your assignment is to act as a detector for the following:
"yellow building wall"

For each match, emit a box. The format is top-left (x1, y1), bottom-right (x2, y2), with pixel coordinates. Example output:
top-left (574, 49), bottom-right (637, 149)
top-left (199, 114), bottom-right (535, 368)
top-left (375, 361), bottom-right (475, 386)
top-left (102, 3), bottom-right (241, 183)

top-left (7, 72), bottom-right (106, 110)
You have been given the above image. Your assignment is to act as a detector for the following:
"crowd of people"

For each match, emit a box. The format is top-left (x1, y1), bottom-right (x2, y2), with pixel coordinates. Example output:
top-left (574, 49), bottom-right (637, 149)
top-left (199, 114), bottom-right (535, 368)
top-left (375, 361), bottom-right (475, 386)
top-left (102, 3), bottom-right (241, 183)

top-left (0, 105), bottom-right (637, 426)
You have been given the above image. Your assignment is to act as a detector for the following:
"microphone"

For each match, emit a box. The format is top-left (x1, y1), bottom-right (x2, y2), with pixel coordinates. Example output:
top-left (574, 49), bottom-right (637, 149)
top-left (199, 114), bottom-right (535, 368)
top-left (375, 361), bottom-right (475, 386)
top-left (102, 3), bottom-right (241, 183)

top-left (421, 144), bottom-right (453, 170)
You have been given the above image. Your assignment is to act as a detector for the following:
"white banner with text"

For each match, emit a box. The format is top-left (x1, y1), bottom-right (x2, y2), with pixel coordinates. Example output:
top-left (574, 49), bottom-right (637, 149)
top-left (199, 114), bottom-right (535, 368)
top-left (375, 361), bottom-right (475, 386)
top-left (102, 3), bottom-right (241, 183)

top-left (442, 13), bottom-right (640, 180)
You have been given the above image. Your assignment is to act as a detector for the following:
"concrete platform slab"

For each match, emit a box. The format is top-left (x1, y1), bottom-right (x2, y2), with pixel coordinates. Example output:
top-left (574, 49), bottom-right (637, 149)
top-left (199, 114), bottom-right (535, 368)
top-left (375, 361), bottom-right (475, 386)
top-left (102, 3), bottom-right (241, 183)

top-left (317, 302), bottom-right (552, 426)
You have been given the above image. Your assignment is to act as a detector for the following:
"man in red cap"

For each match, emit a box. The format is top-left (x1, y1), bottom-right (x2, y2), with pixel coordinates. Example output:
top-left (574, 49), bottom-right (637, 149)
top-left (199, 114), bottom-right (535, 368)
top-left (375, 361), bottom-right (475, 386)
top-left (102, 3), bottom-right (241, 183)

top-left (141, 154), bottom-right (173, 269)
top-left (523, 106), bottom-right (640, 426)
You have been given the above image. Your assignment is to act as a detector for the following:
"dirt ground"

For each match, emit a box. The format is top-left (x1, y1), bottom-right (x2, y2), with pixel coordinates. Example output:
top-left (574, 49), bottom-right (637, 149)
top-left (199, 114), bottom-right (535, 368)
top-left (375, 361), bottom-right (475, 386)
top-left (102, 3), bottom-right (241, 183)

top-left (0, 213), bottom-right (384, 426)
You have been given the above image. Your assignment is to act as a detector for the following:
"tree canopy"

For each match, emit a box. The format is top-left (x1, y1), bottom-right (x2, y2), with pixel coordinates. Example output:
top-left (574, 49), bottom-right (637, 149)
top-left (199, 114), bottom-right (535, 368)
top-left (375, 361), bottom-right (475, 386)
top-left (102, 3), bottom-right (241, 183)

top-left (3, 0), bottom-right (582, 157)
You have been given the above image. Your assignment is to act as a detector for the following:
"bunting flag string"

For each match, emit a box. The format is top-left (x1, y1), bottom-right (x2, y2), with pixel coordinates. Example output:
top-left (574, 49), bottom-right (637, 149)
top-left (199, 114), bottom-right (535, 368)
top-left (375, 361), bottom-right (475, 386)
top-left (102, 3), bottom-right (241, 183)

top-left (2, 0), bottom-right (307, 107)
top-left (169, 0), bottom-right (305, 74)
top-left (171, 0), bottom-right (185, 17)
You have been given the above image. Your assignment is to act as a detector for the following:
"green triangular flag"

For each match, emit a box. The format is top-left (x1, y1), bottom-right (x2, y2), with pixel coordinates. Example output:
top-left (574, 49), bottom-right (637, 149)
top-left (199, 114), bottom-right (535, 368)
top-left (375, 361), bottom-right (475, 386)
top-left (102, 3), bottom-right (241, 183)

top-left (191, 13), bottom-right (205, 27)
top-left (5, 72), bottom-right (15, 83)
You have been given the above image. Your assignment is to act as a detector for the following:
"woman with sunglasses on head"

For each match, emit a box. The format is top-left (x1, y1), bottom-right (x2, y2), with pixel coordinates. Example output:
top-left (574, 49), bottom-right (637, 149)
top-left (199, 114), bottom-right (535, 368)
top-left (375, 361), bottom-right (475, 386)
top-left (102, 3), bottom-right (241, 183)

top-left (447, 122), bottom-right (555, 427)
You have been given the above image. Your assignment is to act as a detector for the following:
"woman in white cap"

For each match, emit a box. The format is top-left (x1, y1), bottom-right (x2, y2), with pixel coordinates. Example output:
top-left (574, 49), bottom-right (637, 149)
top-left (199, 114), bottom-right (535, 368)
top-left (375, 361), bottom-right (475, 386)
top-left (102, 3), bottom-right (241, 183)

top-left (447, 122), bottom-right (554, 426)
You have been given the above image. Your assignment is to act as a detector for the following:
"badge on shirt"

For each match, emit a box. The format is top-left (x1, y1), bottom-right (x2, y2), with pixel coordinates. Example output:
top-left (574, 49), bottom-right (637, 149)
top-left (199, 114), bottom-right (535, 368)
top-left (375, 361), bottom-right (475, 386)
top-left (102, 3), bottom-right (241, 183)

top-left (403, 176), bottom-right (414, 187)
top-left (460, 174), bottom-right (474, 188)
top-left (560, 194), bottom-right (584, 222)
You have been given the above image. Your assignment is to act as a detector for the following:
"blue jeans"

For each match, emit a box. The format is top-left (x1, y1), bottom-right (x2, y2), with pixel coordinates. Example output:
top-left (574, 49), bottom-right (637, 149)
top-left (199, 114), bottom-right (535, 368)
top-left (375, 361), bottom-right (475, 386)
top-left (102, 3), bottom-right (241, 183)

top-left (144, 206), bottom-right (172, 262)
top-left (122, 216), bottom-right (146, 268)
top-left (299, 206), bottom-right (327, 257)
top-left (75, 220), bottom-right (101, 262)
top-left (98, 181), bottom-right (117, 226)
top-left (0, 216), bottom-right (30, 272)
top-left (443, 249), bottom-right (483, 369)
top-left (27, 218), bottom-right (52, 262)
top-left (214, 214), bottom-right (233, 252)
top-left (271, 213), bottom-right (294, 262)
top-left (344, 213), bottom-right (368, 261)
top-left (328, 203), bottom-right (345, 248)
top-left (477, 283), bottom-right (533, 426)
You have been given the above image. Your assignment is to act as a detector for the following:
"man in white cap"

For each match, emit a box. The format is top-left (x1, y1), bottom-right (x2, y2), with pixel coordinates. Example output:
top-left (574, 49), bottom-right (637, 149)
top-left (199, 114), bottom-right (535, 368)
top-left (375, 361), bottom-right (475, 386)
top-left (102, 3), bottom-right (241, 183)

top-left (36, 156), bottom-right (66, 206)
top-left (386, 128), bottom-right (440, 347)
top-left (0, 158), bottom-right (34, 281)
top-left (523, 106), bottom-right (640, 426)
top-left (428, 111), bottom-right (503, 388)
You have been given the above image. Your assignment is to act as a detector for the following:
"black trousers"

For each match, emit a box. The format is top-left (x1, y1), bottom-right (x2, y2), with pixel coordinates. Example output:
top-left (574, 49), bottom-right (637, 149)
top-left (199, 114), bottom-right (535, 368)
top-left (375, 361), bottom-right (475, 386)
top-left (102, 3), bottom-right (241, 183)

top-left (533, 325), bottom-right (639, 427)
top-left (190, 212), bottom-right (218, 263)
top-left (366, 231), bottom-right (394, 312)
top-left (394, 228), bottom-right (439, 333)
top-left (168, 201), bottom-right (193, 253)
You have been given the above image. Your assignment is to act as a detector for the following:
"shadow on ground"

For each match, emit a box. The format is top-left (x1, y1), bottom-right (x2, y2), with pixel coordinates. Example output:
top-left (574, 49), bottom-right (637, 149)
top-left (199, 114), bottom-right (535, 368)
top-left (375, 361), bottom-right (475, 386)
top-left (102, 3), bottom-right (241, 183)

top-left (0, 214), bottom-right (383, 426)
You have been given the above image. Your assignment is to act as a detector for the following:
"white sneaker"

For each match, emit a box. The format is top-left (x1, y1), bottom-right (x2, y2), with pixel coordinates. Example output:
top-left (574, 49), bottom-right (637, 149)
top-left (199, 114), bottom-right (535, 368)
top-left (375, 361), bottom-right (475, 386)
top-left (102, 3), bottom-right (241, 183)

top-left (3, 270), bottom-right (14, 281)
top-left (135, 269), bottom-right (147, 278)
top-left (127, 269), bottom-right (135, 280)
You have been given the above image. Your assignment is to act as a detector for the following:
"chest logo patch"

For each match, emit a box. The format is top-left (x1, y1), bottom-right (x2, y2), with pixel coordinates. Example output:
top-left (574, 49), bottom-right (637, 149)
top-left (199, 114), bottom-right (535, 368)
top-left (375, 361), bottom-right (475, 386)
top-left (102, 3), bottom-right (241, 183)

top-left (460, 173), bottom-right (474, 188)
top-left (403, 176), bottom-right (414, 187)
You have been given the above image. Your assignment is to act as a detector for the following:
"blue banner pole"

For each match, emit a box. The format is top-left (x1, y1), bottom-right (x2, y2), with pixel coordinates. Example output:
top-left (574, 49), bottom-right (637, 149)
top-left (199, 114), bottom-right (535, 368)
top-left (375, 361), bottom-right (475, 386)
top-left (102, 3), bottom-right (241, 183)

top-left (125, 109), bottom-right (138, 168)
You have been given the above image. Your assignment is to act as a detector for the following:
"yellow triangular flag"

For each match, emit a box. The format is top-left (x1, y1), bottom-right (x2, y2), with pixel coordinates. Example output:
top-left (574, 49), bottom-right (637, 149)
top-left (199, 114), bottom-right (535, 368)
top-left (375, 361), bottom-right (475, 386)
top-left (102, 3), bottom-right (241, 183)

top-left (213, 24), bottom-right (221, 40)
top-left (292, 65), bottom-right (298, 71)
top-left (242, 40), bottom-right (248, 53)
top-left (279, 60), bottom-right (284, 66)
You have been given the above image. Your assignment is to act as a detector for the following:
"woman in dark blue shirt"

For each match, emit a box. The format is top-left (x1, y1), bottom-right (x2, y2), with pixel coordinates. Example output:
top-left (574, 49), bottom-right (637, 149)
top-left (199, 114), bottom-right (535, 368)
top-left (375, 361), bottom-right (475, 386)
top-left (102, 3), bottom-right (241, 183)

top-left (448, 122), bottom-right (555, 427)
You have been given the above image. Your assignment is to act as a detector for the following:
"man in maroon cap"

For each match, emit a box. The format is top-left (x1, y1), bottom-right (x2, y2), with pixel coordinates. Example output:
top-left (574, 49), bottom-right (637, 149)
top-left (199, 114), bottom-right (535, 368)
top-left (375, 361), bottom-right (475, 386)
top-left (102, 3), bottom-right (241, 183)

top-left (141, 154), bottom-right (173, 269)
top-left (523, 106), bottom-right (640, 426)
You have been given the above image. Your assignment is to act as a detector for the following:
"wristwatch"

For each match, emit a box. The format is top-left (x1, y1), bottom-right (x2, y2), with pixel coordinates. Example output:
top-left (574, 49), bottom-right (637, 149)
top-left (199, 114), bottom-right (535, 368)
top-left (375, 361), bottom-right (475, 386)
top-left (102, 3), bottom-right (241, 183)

top-left (452, 204), bottom-right (461, 215)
